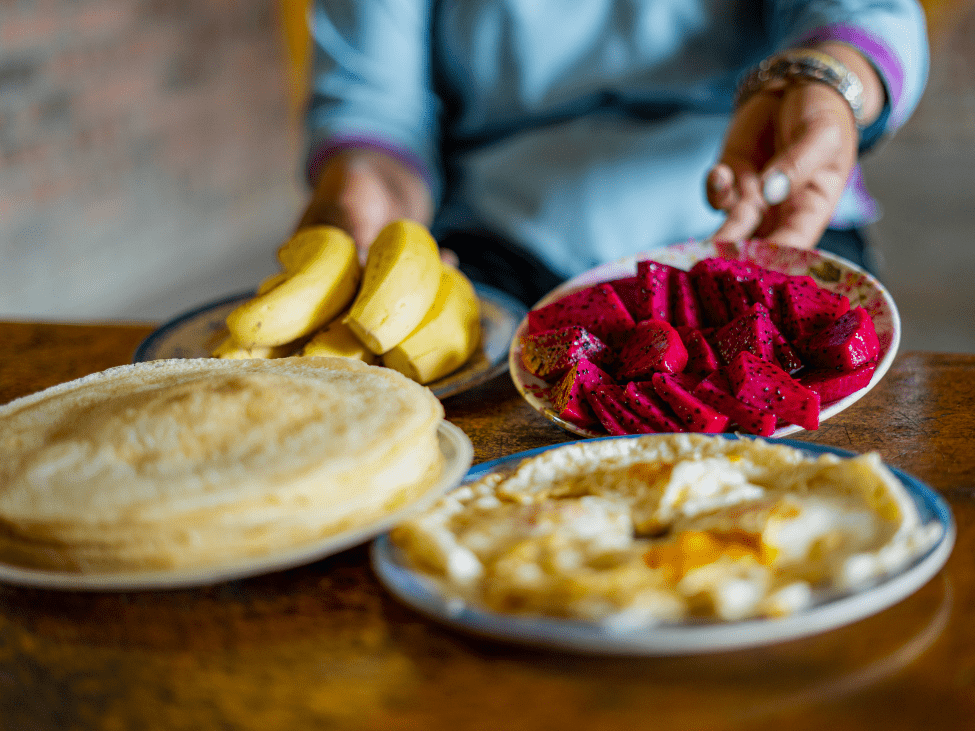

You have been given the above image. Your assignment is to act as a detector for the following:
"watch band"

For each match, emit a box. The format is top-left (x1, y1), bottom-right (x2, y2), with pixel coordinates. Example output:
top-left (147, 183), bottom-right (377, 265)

top-left (734, 49), bottom-right (867, 128)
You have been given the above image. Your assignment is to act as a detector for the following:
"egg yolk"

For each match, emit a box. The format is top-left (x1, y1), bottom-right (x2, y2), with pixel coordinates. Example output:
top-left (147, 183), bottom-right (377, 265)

top-left (643, 529), bottom-right (777, 581)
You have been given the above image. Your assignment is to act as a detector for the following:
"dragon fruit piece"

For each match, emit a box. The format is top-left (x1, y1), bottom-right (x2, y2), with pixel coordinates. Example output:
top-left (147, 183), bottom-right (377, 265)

top-left (616, 319), bottom-right (689, 380)
top-left (711, 301), bottom-right (802, 373)
top-left (623, 381), bottom-right (686, 433)
top-left (726, 351), bottom-right (820, 430)
top-left (772, 329), bottom-right (805, 375)
top-left (550, 358), bottom-right (615, 427)
top-left (670, 370), bottom-right (705, 391)
top-left (635, 259), bottom-right (676, 322)
top-left (677, 326), bottom-right (720, 376)
top-left (669, 269), bottom-right (705, 329)
top-left (692, 372), bottom-right (778, 436)
top-left (608, 275), bottom-right (648, 322)
top-left (719, 271), bottom-right (755, 320)
top-left (777, 278), bottom-right (850, 341)
top-left (690, 256), bottom-right (767, 281)
top-left (799, 361), bottom-right (877, 404)
top-left (712, 302), bottom-right (778, 366)
top-left (520, 325), bottom-right (614, 381)
top-left (651, 372), bottom-right (730, 433)
top-left (798, 306), bottom-right (880, 371)
top-left (528, 283), bottom-right (636, 345)
top-left (587, 384), bottom-right (661, 435)
top-left (690, 268), bottom-right (730, 327)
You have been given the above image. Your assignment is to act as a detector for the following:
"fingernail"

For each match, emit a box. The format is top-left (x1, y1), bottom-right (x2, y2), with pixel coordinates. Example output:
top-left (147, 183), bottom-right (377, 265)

top-left (708, 165), bottom-right (733, 192)
top-left (762, 171), bottom-right (790, 205)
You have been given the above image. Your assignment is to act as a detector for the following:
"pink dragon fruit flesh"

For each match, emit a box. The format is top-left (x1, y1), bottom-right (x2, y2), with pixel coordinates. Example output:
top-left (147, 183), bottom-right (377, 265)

top-left (549, 358), bottom-right (615, 427)
top-left (718, 271), bottom-right (755, 320)
top-left (668, 268), bottom-right (705, 329)
top-left (528, 283), bottom-right (636, 346)
top-left (712, 302), bottom-right (779, 366)
top-left (677, 326), bottom-right (720, 376)
top-left (800, 361), bottom-right (878, 404)
top-left (608, 275), bottom-right (648, 323)
top-left (615, 319), bottom-right (689, 380)
top-left (634, 259), bottom-right (677, 322)
top-left (777, 278), bottom-right (850, 342)
top-left (623, 381), bottom-right (686, 433)
top-left (742, 270), bottom-right (808, 326)
top-left (692, 372), bottom-right (778, 436)
top-left (798, 306), bottom-right (880, 371)
top-left (689, 266), bottom-right (730, 328)
top-left (520, 325), bottom-right (614, 380)
top-left (771, 328), bottom-right (805, 374)
top-left (726, 351), bottom-right (820, 431)
top-left (587, 384), bottom-right (661, 435)
top-left (651, 372), bottom-right (730, 433)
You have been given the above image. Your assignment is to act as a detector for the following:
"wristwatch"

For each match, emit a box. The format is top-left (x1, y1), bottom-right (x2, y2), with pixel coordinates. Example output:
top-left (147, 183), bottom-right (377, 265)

top-left (734, 49), bottom-right (867, 128)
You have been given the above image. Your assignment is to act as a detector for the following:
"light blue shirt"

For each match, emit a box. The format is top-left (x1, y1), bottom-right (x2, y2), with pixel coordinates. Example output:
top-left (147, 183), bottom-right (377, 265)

top-left (307, 0), bottom-right (928, 280)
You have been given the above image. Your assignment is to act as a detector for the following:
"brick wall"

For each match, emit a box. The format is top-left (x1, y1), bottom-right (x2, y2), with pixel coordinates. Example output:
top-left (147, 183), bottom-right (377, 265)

top-left (0, 0), bottom-right (305, 321)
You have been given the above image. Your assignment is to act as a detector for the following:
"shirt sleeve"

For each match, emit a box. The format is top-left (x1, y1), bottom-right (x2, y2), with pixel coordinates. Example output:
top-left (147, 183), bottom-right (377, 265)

top-left (764, 0), bottom-right (929, 151)
top-left (305, 0), bottom-right (442, 200)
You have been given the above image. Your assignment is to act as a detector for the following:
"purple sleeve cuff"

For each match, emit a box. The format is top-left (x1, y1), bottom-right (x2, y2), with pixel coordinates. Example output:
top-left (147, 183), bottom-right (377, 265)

top-left (798, 24), bottom-right (905, 127)
top-left (306, 135), bottom-right (434, 191)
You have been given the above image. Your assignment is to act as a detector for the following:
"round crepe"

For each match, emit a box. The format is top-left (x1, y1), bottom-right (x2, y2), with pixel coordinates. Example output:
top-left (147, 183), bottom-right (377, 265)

top-left (0, 357), bottom-right (446, 573)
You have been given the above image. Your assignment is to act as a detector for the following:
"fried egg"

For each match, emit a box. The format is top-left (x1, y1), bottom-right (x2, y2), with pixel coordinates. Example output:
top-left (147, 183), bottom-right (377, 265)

top-left (391, 434), bottom-right (940, 627)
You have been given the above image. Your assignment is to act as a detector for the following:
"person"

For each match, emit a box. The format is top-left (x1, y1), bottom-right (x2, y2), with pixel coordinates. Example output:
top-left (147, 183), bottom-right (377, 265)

top-left (297, 0), bottom-right (928, 307)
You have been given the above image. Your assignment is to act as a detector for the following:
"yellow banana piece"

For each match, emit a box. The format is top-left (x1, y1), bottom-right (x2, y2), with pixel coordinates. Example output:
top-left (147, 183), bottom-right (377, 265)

top-left (344, 220), bottom-right (442, 355)
top-left (210, 334), bottom-right (298, 360)
top-left (382, 264), bottom-right (481, 384)
top-left (299, 311), bottom-right (378, 364)
top-left (226, 226), bottom-right (360, 347)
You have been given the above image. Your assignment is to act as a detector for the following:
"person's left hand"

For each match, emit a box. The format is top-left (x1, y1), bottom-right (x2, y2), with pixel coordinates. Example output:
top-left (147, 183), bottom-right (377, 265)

top-left (706, 77), bottom-right (859, 250)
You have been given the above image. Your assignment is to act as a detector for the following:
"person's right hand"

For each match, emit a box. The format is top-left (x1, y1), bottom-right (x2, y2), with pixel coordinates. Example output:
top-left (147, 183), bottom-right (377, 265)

top-left (297, 148), bottom-right (434, 263)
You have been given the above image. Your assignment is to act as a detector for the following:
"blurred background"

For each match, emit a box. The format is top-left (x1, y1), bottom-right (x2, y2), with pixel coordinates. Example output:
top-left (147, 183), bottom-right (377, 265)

top-left (0, 0), bottom-right (972, 353)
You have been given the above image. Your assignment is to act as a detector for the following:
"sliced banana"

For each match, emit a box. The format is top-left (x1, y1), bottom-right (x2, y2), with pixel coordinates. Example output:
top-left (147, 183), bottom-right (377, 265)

top-left (299, 311), bottom-right (378, 364)
top-left (383, 264), bottom-right (481, 384)
top-left (344, 220), bottom-right (442, 355)
top-left (226, 226), bottom-right (360, 348)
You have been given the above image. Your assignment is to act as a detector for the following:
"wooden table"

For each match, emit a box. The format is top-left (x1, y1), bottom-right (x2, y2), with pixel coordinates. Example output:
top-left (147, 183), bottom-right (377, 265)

top-left (0, 321), bottom-right (972, 731)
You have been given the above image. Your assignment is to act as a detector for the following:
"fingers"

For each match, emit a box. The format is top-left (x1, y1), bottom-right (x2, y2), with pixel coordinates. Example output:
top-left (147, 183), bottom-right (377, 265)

top-left (708, 86), bottom-right (857, 249)
top-left (297, 154), bottom-right (396, 263)
top-left (439, 247), bottom-right (460, 267)
top-left (707, 162), bottom-right (767, 243)
top-left (297, 150), bottom-right (436, 264)
top-left (706, 164), bottom-right (737, 211)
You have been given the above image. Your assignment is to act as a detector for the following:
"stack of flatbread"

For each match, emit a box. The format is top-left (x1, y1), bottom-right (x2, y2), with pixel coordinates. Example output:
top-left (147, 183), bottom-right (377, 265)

top-left (0, 357), bottom-right (446, 574)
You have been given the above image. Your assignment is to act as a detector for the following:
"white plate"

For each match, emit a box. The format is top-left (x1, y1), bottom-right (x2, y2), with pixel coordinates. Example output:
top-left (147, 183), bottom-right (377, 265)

top-left (0, 421), bottom-right (473, 592)
top-left (371, 437), bottom-right (953, 655)
top-left (135, 283), bottom-right (527, 399)
top-left (509, 239), bottom-right (901, 438)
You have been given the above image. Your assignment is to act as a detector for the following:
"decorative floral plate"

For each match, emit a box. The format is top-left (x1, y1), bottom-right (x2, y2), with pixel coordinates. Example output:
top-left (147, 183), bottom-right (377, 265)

top-left (508, 239), bottom-right (901, 438)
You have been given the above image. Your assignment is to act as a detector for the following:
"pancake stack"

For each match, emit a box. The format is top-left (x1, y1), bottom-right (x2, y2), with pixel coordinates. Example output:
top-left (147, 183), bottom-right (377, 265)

top-left (0, 357), bottom-right (446, 574)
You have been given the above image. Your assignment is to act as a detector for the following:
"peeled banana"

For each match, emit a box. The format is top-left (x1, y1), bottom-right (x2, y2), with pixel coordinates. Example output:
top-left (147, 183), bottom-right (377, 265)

top-left (225, 226), bottom-right (360, 348)
top-left (299, 311), bottom-right (378, 364)
top-left (383, 264), bottom-right (481, 384)
top-left (343, 220), bottom-right (442, 355)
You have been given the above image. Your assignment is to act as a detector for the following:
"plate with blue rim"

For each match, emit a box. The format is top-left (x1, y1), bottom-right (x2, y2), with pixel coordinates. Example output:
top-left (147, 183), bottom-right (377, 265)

top-left (371, 435), bottom-right (953, 655)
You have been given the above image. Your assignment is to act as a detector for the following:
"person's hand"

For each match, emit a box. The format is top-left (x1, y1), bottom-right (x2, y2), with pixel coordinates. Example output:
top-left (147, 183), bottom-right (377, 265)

top-left (297, 148), bottom-right (434, 263)
top-left (706, 45), bottom-right (883, 250)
